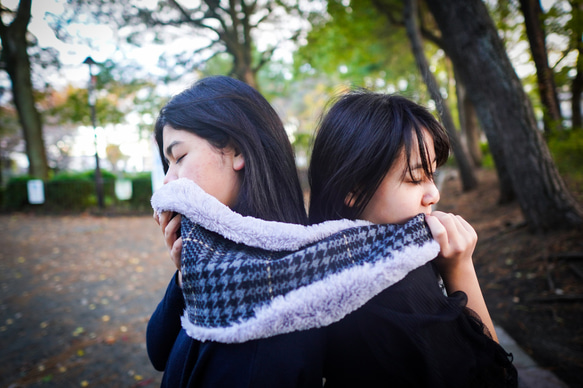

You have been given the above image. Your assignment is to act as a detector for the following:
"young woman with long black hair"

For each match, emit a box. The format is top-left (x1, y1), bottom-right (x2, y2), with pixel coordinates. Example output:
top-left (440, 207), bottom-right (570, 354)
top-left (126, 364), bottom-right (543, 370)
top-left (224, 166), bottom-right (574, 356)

top-left (147, 75), bottom-right (324, 387)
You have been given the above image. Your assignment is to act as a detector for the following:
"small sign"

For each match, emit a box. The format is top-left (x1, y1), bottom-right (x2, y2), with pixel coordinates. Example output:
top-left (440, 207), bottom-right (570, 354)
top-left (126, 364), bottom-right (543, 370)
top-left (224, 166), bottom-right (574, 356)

top-left (115, 179), bottom-right (132, 200)
top-left (27, 179), bottom-right (45, 204)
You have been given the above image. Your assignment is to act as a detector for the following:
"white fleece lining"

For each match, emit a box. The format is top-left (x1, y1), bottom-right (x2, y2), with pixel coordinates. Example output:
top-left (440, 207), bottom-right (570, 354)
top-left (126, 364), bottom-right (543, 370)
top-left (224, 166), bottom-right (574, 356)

top-left (180, 240), bottom-right (440, 343)
top-left (151, 178), bottom-right (372, 251)
top-left (152, 178), bottom-right (440, 343)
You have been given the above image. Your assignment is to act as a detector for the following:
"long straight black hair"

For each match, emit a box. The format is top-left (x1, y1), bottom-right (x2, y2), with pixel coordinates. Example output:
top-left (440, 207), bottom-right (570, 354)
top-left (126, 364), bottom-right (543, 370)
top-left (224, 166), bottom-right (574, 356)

top-left (309, 90), bottom-right (450, 224)
top-left (155, 75), bottom-right (307, 225)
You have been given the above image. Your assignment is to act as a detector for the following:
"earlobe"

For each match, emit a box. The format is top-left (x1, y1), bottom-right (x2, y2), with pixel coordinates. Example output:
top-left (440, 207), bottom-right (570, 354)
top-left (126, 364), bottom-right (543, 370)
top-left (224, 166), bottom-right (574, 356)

top-left (233, 152), bottom-right (245, 171)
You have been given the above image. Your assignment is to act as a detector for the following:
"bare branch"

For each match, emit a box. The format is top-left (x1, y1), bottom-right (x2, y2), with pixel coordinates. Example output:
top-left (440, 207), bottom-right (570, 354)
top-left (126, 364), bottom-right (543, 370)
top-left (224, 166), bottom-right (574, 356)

top-left (192, 39), bottom-right (221, 55)
top-left (168, 0), bottom-right (193, 23)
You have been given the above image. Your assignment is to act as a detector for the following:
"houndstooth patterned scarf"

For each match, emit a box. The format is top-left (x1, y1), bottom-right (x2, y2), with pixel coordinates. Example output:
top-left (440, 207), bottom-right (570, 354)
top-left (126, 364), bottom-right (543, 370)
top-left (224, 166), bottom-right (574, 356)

top-left (151, 179), bottom-right (440, 343)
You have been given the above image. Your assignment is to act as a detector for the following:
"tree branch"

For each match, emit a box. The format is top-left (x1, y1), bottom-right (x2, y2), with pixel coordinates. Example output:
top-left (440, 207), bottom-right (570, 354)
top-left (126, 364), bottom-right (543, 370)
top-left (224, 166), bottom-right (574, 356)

top-left (373, 0), bottom-right (444, 49)
top-left (192, 39), bottom-right (221, 55)
top-left (551, 46), bottom-right (573, 70)
top-left (13, 0), bottom-right (32, 31)
top-left (168, 0), bottom-right (193, 22)
top-left (0, 4), bottom-right (15, 30)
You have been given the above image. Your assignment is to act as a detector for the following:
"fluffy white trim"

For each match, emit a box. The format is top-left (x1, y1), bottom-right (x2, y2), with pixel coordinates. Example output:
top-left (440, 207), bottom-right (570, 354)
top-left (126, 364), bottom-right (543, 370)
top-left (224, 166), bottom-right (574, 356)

top-left (180, 239), bottom-right (440, 343)
top-left (151, 178), bottom-right (371, 250)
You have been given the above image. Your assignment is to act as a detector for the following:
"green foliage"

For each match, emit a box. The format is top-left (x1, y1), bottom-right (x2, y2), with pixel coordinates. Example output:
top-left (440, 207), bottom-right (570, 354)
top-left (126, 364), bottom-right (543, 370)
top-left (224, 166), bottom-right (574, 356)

top-left (479, 142), bottom-right (495, 169)
top-left (1, 171), bottom-right (153, 213)
top-left (296, 0), bottom-right (446, 104)
top-left (297, 0), bottom-right (416, 86)
top-left (45, 61), bottom-right (158, 129)
top-left (3, 176), bottom-right (34, 211)
top-left (45, 179), bottom-right (96, 210)
top-left (128, 172), bottom-right (153, 212)
top-left (199, 53), bottom-right (234, 78)
top-left (547, 130), bottom-right (583, 201)
top-left (46, 86), bottom-right (124, 127)
top-left (547, 130), bottom-right (583, 182)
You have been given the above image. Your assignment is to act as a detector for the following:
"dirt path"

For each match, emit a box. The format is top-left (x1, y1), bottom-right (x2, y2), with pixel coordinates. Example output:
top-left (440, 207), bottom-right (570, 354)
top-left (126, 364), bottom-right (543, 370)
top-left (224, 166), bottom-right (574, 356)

top-left (1, 214), bottom-right (174, 387)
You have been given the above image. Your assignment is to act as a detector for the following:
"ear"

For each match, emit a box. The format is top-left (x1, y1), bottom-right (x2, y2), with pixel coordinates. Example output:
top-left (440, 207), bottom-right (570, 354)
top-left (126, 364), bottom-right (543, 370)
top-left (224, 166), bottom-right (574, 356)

top-left (344, 192), bottom-right (357, 208)
top-left (232, 148), bottom-right (245, 171)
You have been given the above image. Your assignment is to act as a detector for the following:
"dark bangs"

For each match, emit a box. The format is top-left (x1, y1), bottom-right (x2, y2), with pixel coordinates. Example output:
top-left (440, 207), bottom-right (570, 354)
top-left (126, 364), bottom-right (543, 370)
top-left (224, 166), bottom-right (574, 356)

top-left (308, 91), bottom-right (450, 224)
top-left (402, 110), bottom-right (451, 181)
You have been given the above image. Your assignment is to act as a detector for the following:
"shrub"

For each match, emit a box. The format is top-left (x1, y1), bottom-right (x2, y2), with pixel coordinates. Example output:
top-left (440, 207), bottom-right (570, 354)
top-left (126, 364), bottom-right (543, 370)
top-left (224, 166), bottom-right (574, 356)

top-left (2, 170), bottom-right (155, 213)
top-left (128, 172), bottom-right (153, 211)
top-left (3, 176), bottom-right (33, 211)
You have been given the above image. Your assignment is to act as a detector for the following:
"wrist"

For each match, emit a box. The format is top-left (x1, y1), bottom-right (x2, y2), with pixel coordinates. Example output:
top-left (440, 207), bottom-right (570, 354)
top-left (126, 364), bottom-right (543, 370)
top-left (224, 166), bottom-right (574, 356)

top-left (436, 257), bottom-right (476, 284)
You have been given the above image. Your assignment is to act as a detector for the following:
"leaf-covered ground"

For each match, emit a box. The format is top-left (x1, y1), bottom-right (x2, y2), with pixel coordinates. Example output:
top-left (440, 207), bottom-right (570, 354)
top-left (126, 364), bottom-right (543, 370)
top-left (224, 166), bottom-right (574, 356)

top-left (1, 168), bottom-right (581, 387)
top-left (0, 215), bottom-right (172, 387)
top-left (438, 168), bottom-right (583, 388)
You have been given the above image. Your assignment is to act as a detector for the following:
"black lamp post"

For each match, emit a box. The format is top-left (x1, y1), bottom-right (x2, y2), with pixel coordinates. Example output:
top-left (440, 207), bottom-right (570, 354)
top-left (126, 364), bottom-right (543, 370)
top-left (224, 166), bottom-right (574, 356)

top-left (83, 56), bottom-right (104, 209)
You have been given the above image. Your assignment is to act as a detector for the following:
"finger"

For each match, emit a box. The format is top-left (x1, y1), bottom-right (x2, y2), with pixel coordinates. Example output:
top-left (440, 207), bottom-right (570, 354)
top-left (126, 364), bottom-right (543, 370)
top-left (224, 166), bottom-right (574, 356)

top-left (432, 212), bottom-right (472, 241)
top-left (159, 211), bottom-right (174, 234)
top-left (166, 214), bottom-right (181, 236)
top-left (164, 215), bottom-right (181, 248)
top-left (443, 214), bottom-right (475, 246)
top-left (170, 237), bottom-right (183, 270)
top-left (425, 214), bottom-right (449, 250)
top-left (455, 215), bottom-right (478, 240)
top-left (153, 211), bottom-right (160, 225)
top-left (428, 212), bottom-right (471, 257)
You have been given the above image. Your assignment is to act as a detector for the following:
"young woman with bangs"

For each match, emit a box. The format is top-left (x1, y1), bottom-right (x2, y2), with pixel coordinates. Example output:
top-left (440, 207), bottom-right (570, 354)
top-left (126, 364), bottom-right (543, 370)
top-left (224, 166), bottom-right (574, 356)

top-left (309, 91), bottom-right (516, 387)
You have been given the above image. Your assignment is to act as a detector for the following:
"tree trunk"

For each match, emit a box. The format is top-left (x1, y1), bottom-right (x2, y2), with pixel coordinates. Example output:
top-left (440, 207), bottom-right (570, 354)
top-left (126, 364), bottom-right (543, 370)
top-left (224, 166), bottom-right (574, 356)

top-left (0, 0), bottom-right (48, 179)
top-left (231, 51), bottom-right (258, 90)
top-left (572, 0), bottom-right (583, 130)
top-left (425, 0), bottom-right (583, 231)
top-left (519, 0), bottom-right (563, 133)
top-left (456, 76), bottom-right (483, 167)
top-left (399, 0), bottom-right (478, 191)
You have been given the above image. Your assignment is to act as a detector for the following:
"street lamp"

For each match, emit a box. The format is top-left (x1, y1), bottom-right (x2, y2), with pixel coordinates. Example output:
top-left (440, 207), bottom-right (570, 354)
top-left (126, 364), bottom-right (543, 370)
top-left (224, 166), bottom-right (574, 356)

top-left (83, 56), bottom-right (104, 209)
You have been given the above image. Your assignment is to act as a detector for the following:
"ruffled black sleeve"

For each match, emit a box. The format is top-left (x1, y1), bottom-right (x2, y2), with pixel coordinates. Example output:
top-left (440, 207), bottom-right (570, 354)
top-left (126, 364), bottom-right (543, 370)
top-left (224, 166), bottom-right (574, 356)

top-left (323, 262), bottom-right (517, 388)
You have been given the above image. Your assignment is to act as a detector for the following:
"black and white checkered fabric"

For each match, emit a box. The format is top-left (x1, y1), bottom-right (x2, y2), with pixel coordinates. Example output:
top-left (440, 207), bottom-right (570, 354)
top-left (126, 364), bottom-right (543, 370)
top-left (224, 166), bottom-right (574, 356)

top-left (181, 214), bottom-right (432, 329)
top-left (151, 178), bottom-right (440, 343)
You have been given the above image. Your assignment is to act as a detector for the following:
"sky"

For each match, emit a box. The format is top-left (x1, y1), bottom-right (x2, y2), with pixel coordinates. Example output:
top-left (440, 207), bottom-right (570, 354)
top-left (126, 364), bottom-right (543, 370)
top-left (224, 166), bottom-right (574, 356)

top-left (23, 0), bottom-right (169, 88)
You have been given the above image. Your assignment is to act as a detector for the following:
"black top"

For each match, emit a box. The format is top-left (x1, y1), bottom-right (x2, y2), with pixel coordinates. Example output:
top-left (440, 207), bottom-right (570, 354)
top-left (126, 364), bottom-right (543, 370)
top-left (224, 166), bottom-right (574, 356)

top-left (323, 262), bottom-right (517, 387)
top-left (147, 264), bottom-right (516, 387)
top-left (146, 272), bottom-right (325, 388)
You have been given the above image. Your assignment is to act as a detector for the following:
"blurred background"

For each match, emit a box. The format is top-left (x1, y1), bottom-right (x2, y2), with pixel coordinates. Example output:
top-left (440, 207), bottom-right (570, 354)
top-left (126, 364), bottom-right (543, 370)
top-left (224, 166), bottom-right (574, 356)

top-left (0, 0), bottom-right (582, 386)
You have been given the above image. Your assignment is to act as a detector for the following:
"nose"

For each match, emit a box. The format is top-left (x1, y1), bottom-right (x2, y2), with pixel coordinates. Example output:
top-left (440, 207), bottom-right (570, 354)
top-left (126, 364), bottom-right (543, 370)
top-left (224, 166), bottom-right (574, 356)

top-left (163, 167), bottom-right (177, 185)
top-left (422, 181), bottom-right (440, 207)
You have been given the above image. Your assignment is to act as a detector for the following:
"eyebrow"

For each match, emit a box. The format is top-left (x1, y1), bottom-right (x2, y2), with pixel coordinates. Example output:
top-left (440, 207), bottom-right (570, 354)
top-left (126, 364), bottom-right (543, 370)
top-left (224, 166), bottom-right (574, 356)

top-left (165, 140), bottom-right (182, 159)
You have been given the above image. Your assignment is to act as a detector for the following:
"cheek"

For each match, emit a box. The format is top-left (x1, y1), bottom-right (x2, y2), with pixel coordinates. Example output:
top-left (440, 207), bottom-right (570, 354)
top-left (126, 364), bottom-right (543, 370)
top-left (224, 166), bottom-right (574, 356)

top-left (180, 154), bottom-right (229, 190)
top-left (177, 156), bottom-right (207, 183)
